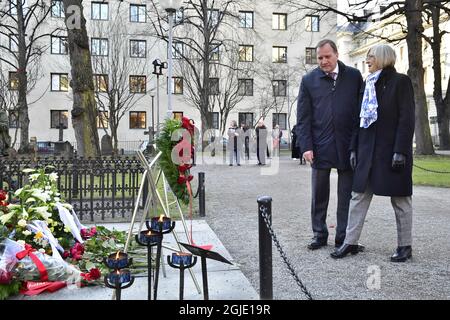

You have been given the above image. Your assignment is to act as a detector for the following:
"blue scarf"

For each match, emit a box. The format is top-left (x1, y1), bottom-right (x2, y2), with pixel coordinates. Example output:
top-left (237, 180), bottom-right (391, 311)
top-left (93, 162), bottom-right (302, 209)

top-left (360, 69), bottom-right (382, 128)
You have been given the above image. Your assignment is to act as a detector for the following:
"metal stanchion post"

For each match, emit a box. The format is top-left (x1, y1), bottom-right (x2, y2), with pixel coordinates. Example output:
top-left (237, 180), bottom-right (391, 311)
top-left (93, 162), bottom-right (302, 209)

top-left (257, 196), bottom-right (273, 300)
top-left (198, 172), bottom-right (205, 217)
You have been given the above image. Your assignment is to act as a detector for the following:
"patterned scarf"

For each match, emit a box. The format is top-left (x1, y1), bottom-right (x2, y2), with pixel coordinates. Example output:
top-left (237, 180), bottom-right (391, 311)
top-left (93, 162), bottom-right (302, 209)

top-left (360, 69), bottom-right (382, 128)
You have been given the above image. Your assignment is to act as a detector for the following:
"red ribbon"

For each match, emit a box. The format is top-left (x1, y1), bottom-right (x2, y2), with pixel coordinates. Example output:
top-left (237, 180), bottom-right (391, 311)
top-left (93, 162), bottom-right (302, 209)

top-left (16, 244), bottom-right (49, 282)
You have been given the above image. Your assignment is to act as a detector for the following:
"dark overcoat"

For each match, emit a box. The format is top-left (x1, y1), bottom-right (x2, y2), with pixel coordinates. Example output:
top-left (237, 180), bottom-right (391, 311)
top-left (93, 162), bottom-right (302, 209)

top-left (351, 66), bottom-right (415, 196)
top-left (296, 61), bottom-right (363, 170)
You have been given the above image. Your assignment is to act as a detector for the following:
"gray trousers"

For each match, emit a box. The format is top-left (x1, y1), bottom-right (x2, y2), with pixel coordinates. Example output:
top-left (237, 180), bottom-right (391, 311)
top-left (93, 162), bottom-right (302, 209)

top-left (229, 148), bottom-right (240, 165)
top-left (344, 186), bottom-right (413, 247)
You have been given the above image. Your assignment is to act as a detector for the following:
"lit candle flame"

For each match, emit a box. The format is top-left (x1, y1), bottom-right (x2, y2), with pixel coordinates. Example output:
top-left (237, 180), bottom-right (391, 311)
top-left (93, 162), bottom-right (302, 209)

top-left (158, 214), bottom-right (165, 222)
top-left (115, 251), bottom-right (121, 260)
top-left (147, 231), bottom-right (153, 236)
top-left (116, 270), bottom-right (120, 275)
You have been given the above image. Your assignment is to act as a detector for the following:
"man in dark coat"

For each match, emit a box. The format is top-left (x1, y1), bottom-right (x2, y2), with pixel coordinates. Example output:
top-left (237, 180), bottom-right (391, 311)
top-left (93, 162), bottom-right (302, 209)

top-left (296, 39), bottom-right (363, 250)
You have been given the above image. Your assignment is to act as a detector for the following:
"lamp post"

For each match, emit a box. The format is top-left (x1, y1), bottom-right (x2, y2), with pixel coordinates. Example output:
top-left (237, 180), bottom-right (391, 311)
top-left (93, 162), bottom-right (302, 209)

top-left (152, 59), bottom-right (167, 135)
top-left (150, 94), bottom-right (155, 135)
top-left (159, 0), bottom-right (183, 119)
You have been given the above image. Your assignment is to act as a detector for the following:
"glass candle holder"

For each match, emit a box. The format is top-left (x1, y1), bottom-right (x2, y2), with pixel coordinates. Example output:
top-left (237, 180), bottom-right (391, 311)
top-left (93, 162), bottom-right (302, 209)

top-left (107, 269), bottom-right (131, 284)
top-left (105, 251), bottom-right (129, 269)
top-left (139, 230), bottom-right (162, 245)
top-left (172, 252), bottom-right (193, 266)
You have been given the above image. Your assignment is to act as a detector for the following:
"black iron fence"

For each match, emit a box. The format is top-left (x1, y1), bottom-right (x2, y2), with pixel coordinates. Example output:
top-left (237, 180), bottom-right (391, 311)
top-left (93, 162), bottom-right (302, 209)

top-left (0, 155), bottom-right (146, 222)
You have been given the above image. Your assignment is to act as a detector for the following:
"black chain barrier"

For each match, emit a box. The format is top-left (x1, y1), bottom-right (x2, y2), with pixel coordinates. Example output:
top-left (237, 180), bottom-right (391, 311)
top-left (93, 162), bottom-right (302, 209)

top-left (413, 163), bottom-right (450, 174)
top-left (259, 205), bottom-right (313, 300)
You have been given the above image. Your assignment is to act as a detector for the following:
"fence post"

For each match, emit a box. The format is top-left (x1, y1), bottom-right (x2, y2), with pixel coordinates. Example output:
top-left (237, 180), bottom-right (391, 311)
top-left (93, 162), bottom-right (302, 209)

top-left (72, 155), bottom-right (79, 198)
top-left (257, 196), bottom-right (273, 300)
top-left (198, 172), bottom-right (205, 217)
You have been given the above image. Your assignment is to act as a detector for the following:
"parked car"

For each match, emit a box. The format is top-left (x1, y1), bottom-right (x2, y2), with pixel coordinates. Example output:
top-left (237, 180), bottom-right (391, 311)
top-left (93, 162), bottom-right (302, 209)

top-left (36, 141), bottom-right (55, 153)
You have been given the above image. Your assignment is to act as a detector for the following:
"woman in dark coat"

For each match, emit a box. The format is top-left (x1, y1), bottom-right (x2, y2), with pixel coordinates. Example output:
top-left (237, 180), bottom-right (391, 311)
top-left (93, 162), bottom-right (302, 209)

top-left (331, 44), bottom-right (415, 262)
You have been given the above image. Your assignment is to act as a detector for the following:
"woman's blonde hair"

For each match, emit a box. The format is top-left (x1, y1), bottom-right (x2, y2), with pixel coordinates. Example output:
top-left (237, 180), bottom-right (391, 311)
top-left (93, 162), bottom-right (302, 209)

top-left (367, 44), bottom-right (396, 68)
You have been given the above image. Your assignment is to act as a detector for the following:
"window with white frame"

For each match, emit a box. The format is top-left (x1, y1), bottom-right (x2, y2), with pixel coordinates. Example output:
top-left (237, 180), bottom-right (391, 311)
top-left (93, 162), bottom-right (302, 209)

top-left (239, 11), bottom-right (253, 28)
top-left (130, 4), bottom-right (146, 23)
top-left (129, 111), bottom-right (146, 129)
top-left (208, 112), bottom-right (219, 129)
top-left (238, 79), bottom-right (253, 96)
top-left (208, 9), bottom-right (220, 27)
top-left (129, 76), bottom-right (146, 93)
top-left (305, 15), bottom-right (319, 32)
top-left (97, 111), bottom-right (109, 129)
top-left (91, 2), bottom-right (109, 20)
top-left (50, 110), bottom-right (69, 128)
top-left (239, 45), bottom-right (253, 62)
top-left (172, 42), bottom-right (184, 59)
top-left (91, 38), bottom-right (108, 56)
top-left (209, 78), bottom-right (219, 95)
top-left (272, 46), bottom-right (287, 63)
top-left (10, 0), bottom-right (29, 15)
top-left (305, 47), bottom-right (317, 64)
top-left (51, 36), bottom-right (68, 55)
top-left (175, 8), bottom-right (184, 24)
top-left (51, 73), bottom-right (69, 91)
top-left (51, 0), bottom-right (64, 18)
top-left (9, 35), bottom-right (18, 52)
top-left (272, 113), bottom-right (287, 130)
top-left (209, 44), bottom-right (220, 61)
top-left (171, 77), bottom-right (183, 94)
top-left (272, 13), bottom-right (287, 30)
top-left (94, 74), bottom-right (108, 92)
top-left (272, 80), bottom-right (286, 96)
top-left (130, 40), bottom-right (146, 58)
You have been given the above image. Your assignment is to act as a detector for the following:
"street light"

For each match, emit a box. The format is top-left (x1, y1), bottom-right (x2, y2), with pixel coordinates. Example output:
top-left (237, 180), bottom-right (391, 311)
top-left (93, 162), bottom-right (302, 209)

top-left (152, 59), bottom-right (167, 134)
top-left (159, 0), bottom-right (183, 119)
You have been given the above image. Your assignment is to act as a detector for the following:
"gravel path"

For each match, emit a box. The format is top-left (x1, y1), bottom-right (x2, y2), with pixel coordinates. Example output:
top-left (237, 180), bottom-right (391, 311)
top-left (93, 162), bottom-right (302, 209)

top-left (191, 153), bottom-right (450, 300)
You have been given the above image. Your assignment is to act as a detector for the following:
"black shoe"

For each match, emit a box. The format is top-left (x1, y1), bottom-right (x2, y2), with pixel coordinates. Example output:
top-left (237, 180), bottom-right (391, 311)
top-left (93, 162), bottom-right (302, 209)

top-left (335, 241), bottom-right (365, 252)
top-left (307, 238), bottom-right (327, 250)
top-left (330, 244), bottom-right (360, 259)
top-left (390, 246), bottom-right (412, 262)
top-left (229, 164), bottom-right (233, 166)
top-left (237, 164), bottom-right (241, 166)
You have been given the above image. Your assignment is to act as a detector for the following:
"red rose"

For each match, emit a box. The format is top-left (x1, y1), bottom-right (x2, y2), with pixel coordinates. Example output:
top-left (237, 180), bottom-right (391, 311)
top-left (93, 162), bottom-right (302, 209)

top-left (62, 250), bottom-right (70, 259)
top-left (0, 270), bottom-right (12, 284)
top-left (0, 190), bottom-right (7, 201)
top-left (88, 268), bottom-right (101, 280)
top-left (177, 175), bottom-right (186, 184)
top-left (186, 175), bottom-right (194, 182)
top-left (178, 164), bottom-right (192, 173)
top-left (70, 243), bottom-right (85, 261)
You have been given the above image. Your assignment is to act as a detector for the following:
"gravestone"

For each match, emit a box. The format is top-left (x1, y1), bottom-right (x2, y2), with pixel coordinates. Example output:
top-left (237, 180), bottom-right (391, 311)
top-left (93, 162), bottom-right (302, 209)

top-left (101, 134), bottom-right (113, 156)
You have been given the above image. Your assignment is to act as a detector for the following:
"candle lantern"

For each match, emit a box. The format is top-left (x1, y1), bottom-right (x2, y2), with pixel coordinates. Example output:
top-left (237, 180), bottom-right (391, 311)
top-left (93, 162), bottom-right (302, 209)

top-left (104, 251), bottom-right (132, 269)
top-left (104, 269), bottom-right (134, 300)
top-left (167, 252), bottom-right (197, 300)
top-left (147, 215), bottom-right (175, 233)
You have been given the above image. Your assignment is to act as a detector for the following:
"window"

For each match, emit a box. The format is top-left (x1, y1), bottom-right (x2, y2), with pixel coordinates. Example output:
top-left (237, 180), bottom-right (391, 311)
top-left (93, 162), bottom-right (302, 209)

top-left (129, 111), bottom-right (146, 129)
top-left (305, 47), bottom-right (317, 64)
top-left (50, 110), bottom-right (69, 128)
top-left (91, 2), bottom-right (108, 20)
top-left (130, 40), bottom-right (146, 58)
top-left (130, 4), bottom-right (146, 23)
top-left (174, 8), bottom-right (184, 24)
top-left (8, 110), bottom-right (19, 128)
top-left (239, 45), bottom-right (253, 62)
top-left (11, 0), bottom-right (29, 16)
top-left (173, 112), bottom-right (183, 121)
top-left (239, 11), bottom-right (253, 28)
top-left (272, 46), bottom-right (287, 63)
top-left (272, 113), bottom-right (287, 130)
top-left (238, 113), bottom-right (254, 127)
top-left (208, 9), bottom-right (220, 27)
top-left (91, 38), bottom-right (108, 56)
top-left (208, 112), bottom-right (219, 129)
top-left (51, 73), bottom-right (69, 91)
top-left (51, 36), bottom-right (68, 55)
top-left (238, 79), bottom-right (253, 96)
top-left (272, 13), bottom-right (287, 30)
top-left (305, 15), bottom-right (319, 32)
top-left (51, 0), bottom-right (65, 18)
top-left (209, 78), bottom-right (219, 95)
top-left (129, 76), bottom-right (146, 93)
top-left (9, 72), bottom-right (19, 90)
top-left (171, 77), bottom-right (183, 94)
top-left (272, 80), bottom-right (287, 96)
top-left (209, 44), bottom-right (220, 61)
top-left (172, 42), bottom-right (184, 59)
top-left (97, 111), bottom-right (109, 129)
top-left (9, 35), bottom-right (18, 52)
top-left (94, 74), bottom-right (108, 92)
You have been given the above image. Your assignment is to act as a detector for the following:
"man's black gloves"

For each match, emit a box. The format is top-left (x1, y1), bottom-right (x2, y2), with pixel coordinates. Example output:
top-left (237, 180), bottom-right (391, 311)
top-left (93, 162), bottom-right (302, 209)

top-left (392, 152), bottom-right (406, 170)
top-left (350, 151), bottom-right (357, 171)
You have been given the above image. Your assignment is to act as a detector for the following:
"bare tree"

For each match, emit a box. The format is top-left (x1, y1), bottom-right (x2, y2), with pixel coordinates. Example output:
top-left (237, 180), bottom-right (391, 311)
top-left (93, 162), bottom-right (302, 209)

top-left (148, 0), bottom-right (250, 146)
top-left (91, 11), bottom-right (152, 154)
top-left (62, 0), bottom-right (100, 157)
top-left (0, 0), bottom-right (54, 153)
top-left (276, 0), bottom-right (436, 155)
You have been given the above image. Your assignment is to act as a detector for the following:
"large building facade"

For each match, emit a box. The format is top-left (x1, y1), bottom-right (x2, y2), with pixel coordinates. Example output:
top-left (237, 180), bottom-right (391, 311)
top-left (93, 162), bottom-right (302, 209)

top-left (0, 0), bottom-right (337, 150)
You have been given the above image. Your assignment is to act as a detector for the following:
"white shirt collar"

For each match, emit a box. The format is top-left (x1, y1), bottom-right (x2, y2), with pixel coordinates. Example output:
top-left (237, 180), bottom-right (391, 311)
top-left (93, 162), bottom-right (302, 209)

top-left (332, 63), bottom-right (339, 75)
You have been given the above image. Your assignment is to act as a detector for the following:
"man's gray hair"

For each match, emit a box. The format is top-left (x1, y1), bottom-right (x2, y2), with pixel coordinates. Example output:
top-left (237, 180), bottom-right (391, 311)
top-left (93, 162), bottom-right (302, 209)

top-left (367, 44), bottom-right (396, 68)
top-left (316, 39), bottom-right (338, 53)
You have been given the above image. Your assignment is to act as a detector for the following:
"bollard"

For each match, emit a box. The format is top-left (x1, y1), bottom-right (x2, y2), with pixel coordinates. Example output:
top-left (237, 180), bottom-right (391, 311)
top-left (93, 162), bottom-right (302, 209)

top-left (198, 172), bottom-right (206, 217)
top-left (257, 196), bottom-right (273, 300)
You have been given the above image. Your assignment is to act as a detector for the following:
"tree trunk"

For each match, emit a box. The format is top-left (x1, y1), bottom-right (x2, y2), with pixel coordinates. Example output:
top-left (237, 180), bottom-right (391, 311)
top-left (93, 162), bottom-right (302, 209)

top-left (430, 6), bottom-right (450, 150)
top-left (17, 1), bottom-right (30, 154)
top-left (405, 0), bottom-right (434, 155)
top-left (63, 0), bottom-right (100, 157)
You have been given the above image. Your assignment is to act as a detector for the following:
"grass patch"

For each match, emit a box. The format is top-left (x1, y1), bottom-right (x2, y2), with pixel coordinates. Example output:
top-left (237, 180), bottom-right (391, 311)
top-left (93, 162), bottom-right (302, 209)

top-left (413, 155), bottom-right (450, 188)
